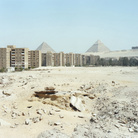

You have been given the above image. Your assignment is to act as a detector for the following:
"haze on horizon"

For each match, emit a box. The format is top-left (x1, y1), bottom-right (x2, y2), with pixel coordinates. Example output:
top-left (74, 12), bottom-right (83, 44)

top-left (0, 0), bottom-right (138, 53)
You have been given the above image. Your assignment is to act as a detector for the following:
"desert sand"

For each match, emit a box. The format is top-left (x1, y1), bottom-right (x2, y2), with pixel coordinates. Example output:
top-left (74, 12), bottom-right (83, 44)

top-left (0, 67), bottom-right (138, 138)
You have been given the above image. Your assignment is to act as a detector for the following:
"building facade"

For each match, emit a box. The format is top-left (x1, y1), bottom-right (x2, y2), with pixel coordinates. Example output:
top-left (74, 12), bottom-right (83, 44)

top-left (0, 48), bottom-right (11, 69)
top-left (11, 48), bottom-right (29, 69)
top-left (74, 54), bottom-right (82, 66)
top-left (65, 53), bottom-right (74, 66)
top-left (46, 51), bottom-right (54, 66)
top-left (28, 50), bottom-right (41, 68)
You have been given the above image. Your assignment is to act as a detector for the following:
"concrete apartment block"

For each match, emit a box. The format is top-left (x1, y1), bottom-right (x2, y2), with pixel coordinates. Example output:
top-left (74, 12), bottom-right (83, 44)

top-left (74, 54), bottom-right (82, 66)
top-left (46, 51), bottom-right (54, 66)
top-left (82, 55), bottom-right (87, 66)
top-left (7, 45), bottom-right (16, 49)
top-left (11, 48), bottom-right (29, 69)
top-left (53, 52), bottom-right (65, 66)
top-left (90, 55), bottom-right (100, 65)
top-left (0, 48), bottom-right (11, 69)
top-left (54, 53), bottom-right (60, 66)
top-left (28, 50), bottom-right (42, 68)
top-left (42, 53), bottom-right (46, 66)
top-left (60, 52), bottom-right (65, 66)
top-left (65, 53), bottom-right (74, 66)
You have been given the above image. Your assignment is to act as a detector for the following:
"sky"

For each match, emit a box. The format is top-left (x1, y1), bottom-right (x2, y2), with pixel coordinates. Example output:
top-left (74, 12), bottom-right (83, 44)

top-left (0, 0), bottom-right (138, 53)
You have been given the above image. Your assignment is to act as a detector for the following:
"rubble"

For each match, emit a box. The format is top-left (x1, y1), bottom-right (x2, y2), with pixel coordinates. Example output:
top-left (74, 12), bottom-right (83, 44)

top-left (25, 118), bottom-right (31, 125)
top-left (70, 96), bottom-right (85, 112)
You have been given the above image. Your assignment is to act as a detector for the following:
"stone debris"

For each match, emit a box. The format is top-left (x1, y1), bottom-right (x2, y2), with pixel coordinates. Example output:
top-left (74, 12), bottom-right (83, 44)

top-left (128, 128), bottom-right (134, 132)
top-left (2, 90), bottom-right (12, 96)
top-left (55, 109), bottom-right (60, 112)
top-left (32, 117), bottom-right (42, 123)
top-left (25, 118), bottom-right (31, 125)
top-left (48, 111), bottom-right (54, 115)
top-left (70, 96), bottom-right (85, 112)
top-left (36, 109), bottom-right (43, 115)
top-left (41, 109), bottom-right (46, 114)
top-left (59, 115), bottom-right (64, 118)
top-left (78, 115), bottom-right (84, 118)
top-left (54, 122), bottom-right (61, 126)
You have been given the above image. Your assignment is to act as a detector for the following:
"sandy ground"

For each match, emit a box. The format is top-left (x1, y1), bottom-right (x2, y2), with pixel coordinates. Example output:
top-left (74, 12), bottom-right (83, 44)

top-left (0, 67), bottom-right (138, 138)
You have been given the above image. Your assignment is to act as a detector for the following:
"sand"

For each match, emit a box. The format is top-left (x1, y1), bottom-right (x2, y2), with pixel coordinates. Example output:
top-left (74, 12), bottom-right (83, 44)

top-left (0, 67), bottom-right (138, 138)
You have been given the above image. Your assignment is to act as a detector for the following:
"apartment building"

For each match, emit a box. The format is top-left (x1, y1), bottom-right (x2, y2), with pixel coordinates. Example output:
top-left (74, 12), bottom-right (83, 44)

top-left (60, 52), bottom-right (65, 66)
top-left (28, 50), bottom-right (41, 68)
top-left (42, 53), bottom-right (46, 66)
top-left (0, 48), bottom-right (11, 69)
top-left (11, 48), bottom-right (29, 69)
top-left (82, 55), bottom-right (87, 66)
top-left (74, 54), bottom-right (82, 66)
top-left (65, 53), bottom-right (74, 66)
top-left (53, 52), bottom-right (65, 66)
top-left (0, 44), bottom-right (101, 70)
top-left (90, 55), bottom-right (100, 65)
top-left (46, 51), bottom-right (54, 66)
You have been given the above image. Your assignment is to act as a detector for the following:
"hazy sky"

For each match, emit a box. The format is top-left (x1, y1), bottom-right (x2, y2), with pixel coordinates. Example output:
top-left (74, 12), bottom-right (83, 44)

top-left (0, 0), bottom-right (138, 53)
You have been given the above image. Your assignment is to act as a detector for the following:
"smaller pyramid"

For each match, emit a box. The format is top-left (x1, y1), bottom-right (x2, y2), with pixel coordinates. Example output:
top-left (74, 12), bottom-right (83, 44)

top-left (86, 40), bottom-right (110, 53)
top-left (36, 42), bottom-right (55, 53)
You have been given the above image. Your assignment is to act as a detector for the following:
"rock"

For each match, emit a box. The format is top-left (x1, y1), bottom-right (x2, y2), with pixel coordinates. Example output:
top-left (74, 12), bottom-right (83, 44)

top-left (0, 119), bottom-right (11, 126)
top-left (89, 95), bottom-right (95, 99)
top-left (85, 85), bottom-right (91, 90)
top-left (59, 115), bottom-right (64, 118)
top-left (78, 115), bottom-right (84, 118)
top-left (27, 106), bottom-right (32, 108)
top-left (36, 109), bottom-right (43, 115)
top-left (134, 128), bottom-right (138, 132)
top-left (54, 122), bottom-right (61, 126)
top-left (2, 90), bottom-right (12, 96)
top-left (42, 109), bottom-right (46, 114)
top-left (39, 116), bottom-right (43, 121)
top-left (11, 113), bottom-right (16, 119)
top-left (114, 124), bottom-right (119, 128)
top-left (25, 118), bottom-right (31, 125)
top-left (80, 85), bottom-right (84, 89)
top-left (22, 112), bottom-right (25, 116)
top-left (55, 109), bottom-right (60, 112)
top-left (48, 121), bottom-right (53, 126)
top-left (48, 111), bottom-right (54, 115)
top-left (128, 128), bottom-right (134, 133)
top-left (133, 124), bottom-right (138, 129)
top-left (32, 117), bottom-right (40, 123)
top-left (112, 81), bottom-right (115, 84)
top-left (70, 96), bottom-right (85, 112)
top-left (90, 117), bottom-right (97, 123)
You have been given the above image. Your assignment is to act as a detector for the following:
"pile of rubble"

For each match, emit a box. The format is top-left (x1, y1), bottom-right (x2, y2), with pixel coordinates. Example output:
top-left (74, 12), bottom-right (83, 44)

top-left (30, 86), bottom-right (96, 112)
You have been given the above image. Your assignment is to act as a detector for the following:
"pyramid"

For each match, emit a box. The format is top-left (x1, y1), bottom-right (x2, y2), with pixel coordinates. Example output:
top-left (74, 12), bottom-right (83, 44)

top-left (86, 40), bottom-right (110, 53)
top-left (36, 42), bottom-right (55, 53)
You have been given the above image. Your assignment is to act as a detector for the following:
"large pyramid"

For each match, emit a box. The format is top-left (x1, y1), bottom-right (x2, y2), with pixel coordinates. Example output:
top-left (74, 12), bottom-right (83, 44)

top-left (86, 40), bottom-right (110, 53)
top-left (36, 42), bottom-right (55, 53)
